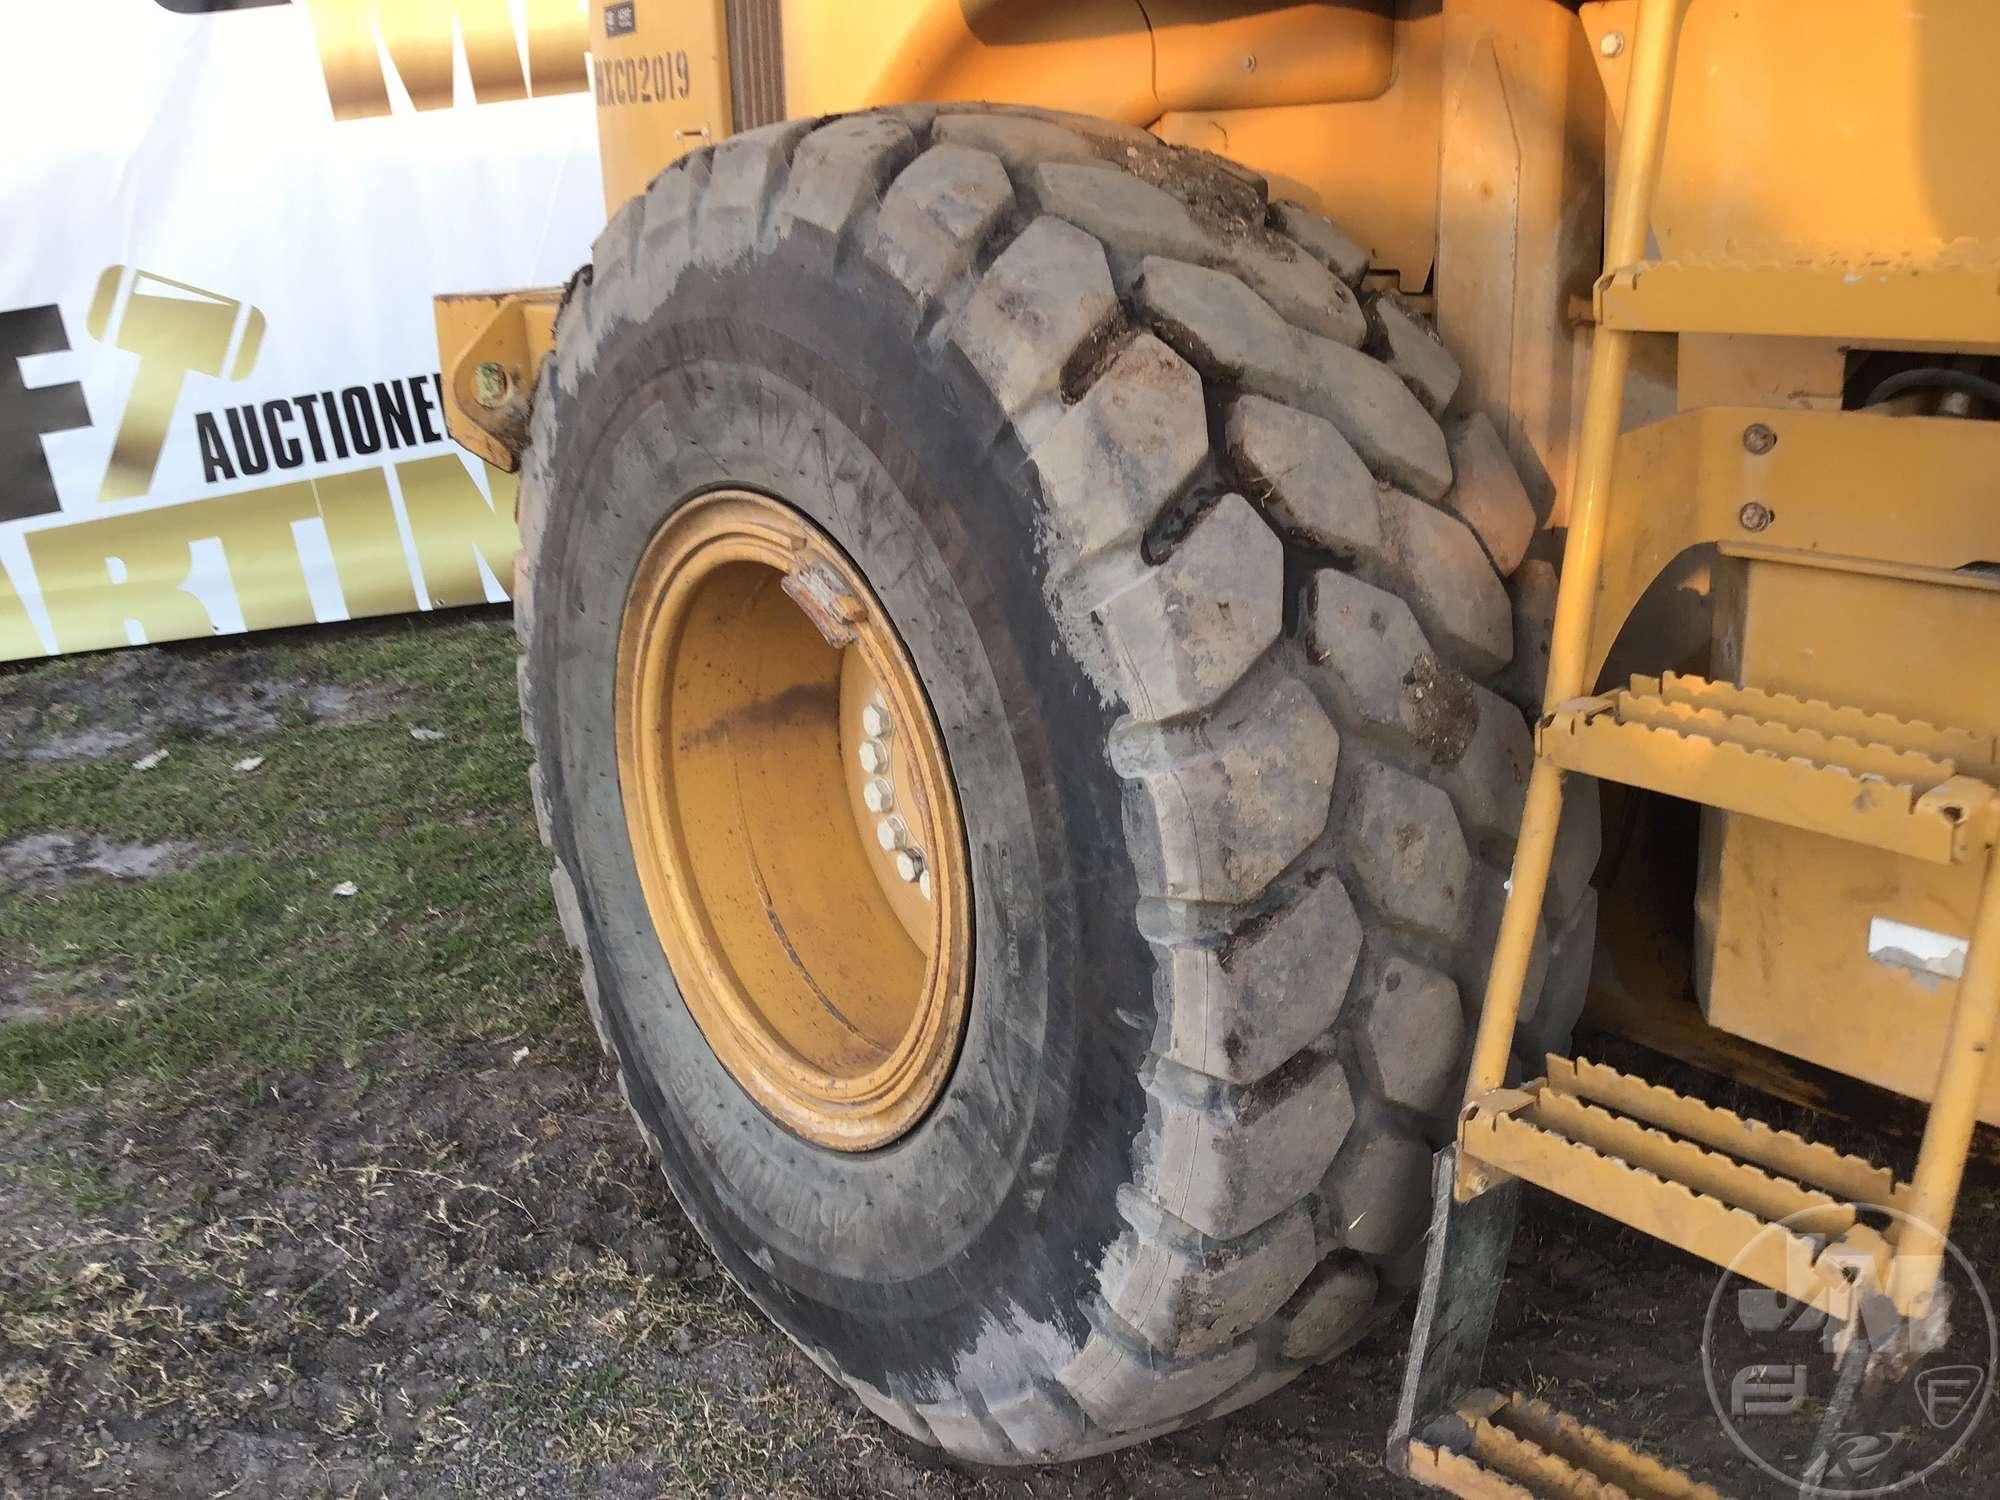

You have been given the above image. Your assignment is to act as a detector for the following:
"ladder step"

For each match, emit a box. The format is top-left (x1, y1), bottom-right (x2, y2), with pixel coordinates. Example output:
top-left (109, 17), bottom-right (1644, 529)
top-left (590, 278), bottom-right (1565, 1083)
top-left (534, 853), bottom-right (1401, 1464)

top-left (1546, 1057), bottom-right (1903, 1209)
top-left (1408, 1390), bottom-right (1727, 1500)
top-left (1538, 673), bottom-right (2000, 865)
top-left (1461, 1059), bottom-right (1905, 1322)
top-left (1595, 247), bottom-right (2000, 350)
top-left (1640, 674), bottom-right (1998, 776)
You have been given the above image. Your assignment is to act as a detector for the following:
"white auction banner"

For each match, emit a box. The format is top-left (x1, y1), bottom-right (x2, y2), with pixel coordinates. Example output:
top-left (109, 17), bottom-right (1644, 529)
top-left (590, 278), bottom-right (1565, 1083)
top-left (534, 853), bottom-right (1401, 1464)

top-left (0, 0), bottom-right (604, 661)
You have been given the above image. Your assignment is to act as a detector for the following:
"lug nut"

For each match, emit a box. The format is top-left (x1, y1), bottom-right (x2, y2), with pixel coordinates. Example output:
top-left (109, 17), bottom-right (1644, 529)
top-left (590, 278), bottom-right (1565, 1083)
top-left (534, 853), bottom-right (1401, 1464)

top-left (919, 867), bottom-right (932, 901)
top-left (1742, 422), bottom-right (1778, 455)
top-left (858, 738), bottom-right (890, 774)
top-left (894, 848), bottom-right (924, 884)
top-left (876, 816), bottom-right (908, 851)
top-left (1599, 30), bottom-right (1625, 58)
top-left (861, 702), bottom-right (892, 737)
top-left (862, 777), bottom-right (895, 813)
top-left (1738, 501), bottom-right (1774, 533)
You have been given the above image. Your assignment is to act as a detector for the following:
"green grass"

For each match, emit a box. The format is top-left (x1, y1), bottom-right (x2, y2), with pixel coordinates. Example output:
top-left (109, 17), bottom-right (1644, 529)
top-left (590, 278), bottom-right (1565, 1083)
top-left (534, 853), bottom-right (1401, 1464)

top-left (0, 612), bottom-right (577, 1098)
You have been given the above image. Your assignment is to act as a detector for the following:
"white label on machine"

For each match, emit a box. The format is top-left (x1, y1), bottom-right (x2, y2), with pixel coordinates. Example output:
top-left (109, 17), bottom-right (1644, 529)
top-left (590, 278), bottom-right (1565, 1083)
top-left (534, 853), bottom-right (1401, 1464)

top-left (1867, 917), bottom-right (1970, 981)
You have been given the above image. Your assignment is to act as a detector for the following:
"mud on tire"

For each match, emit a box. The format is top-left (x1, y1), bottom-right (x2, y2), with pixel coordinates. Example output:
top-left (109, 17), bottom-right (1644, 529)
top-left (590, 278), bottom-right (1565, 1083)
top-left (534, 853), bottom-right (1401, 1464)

top-left (513, 105), bottom-right (1600, 1463)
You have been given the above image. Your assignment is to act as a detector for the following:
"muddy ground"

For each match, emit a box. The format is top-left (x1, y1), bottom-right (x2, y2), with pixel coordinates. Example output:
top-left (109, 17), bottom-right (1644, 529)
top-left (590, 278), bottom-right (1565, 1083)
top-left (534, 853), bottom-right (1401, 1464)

top-left (3, 610), bottom-right (1995, 1498)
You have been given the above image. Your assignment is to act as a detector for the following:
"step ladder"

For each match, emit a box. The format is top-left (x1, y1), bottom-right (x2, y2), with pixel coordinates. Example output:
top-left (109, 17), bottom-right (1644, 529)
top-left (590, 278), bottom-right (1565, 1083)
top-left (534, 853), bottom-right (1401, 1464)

top-left (1391, 2), bottom-right (2000, 1494)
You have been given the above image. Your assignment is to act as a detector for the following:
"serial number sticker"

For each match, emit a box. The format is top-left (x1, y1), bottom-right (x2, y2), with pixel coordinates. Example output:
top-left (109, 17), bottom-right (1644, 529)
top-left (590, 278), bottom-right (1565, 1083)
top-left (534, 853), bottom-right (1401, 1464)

top-left (596, 50), bottom-right (692, 106)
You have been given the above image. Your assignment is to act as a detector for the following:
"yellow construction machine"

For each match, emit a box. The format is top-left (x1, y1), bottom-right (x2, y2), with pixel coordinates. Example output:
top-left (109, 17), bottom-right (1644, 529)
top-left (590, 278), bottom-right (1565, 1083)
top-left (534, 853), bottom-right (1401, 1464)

top-left (437, 2), bottom-right (2000, 1490)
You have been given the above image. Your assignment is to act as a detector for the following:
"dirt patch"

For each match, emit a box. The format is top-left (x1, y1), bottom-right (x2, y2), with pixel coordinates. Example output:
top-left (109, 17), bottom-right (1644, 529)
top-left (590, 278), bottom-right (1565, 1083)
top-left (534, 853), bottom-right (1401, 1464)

top-left (0, 649), bottom-right (396, 765)
top-left (0, 964), bottom-right (53, 1027)
top-left (0, 1037), bottom-right (939, 1500)
top-left (1102, 135), bottom-right (1277, 252)
top-left (0, 964), bottom-right (132, 1028)
top-left (0, 833), bottom-right (202, 891)
top-left (1057, 313), bottom-right (1139, 405)
top-left (1400, 652), bottom-right (1478, 769)
top-left (16, 1026), bottom-right (1992, 1498)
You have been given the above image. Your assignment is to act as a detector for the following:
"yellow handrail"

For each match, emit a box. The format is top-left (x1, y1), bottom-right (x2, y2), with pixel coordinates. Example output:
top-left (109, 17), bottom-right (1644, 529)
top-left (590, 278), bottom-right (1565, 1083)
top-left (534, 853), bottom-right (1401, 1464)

top-left (1458, 0), bottom-right (1693, 1125)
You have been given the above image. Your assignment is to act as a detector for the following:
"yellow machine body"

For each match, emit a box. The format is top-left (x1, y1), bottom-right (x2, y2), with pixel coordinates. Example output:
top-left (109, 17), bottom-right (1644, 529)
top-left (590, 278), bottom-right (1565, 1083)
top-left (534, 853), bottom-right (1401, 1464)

top-left (589, 0), bottom-right (733, 218)
top-left (1702, 559), bottom-right (2000, 1118)
top-left (439, 0), bottom-right (2000, 1124)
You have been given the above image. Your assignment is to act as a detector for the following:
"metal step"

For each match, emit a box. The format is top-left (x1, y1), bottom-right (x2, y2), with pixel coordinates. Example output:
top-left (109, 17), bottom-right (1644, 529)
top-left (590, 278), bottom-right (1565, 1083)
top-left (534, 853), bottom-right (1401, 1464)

top-left (1594, 246), bottom-right (2000, 352)
top-left (1407, 1390), bottom-right (1727, 1500)
top-left (1459, 1057), bottom-right (1907, 1324)
top-left (1538, 673), bottom-right (2000, 865)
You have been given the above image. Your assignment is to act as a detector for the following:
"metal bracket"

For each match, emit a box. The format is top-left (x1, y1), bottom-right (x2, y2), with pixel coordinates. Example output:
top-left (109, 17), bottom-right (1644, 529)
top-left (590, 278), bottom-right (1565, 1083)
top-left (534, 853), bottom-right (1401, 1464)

top-left (1800, 1286), bottom-right (1952, 1497)
top-left (432, 287), bottom-right (563, 473)
top-left (1585, 405), bottom-right (2000, 684)
top-left (1391, 1145), bottom-right (1522, 1475)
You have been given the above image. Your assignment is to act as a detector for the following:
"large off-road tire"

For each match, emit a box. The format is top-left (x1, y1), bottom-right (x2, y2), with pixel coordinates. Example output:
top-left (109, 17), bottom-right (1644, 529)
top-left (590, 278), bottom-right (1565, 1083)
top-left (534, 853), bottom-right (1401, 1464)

top-left (514, 105), bottom-right (1599, 1462)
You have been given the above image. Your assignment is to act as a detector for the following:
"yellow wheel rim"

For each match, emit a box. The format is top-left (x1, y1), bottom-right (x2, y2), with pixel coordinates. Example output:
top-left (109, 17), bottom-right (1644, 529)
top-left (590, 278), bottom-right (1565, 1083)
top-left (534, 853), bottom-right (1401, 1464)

top-left (615, 490), bottom-right (972, 1151)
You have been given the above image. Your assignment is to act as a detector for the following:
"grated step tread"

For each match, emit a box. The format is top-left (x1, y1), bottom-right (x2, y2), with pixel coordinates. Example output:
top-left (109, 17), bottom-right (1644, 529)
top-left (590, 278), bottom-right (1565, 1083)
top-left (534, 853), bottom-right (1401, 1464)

top-left (1648, 673), bottom-right (1997, 773)
top-left (1539, 675), bottom-right (1999, 865)
top-left (1546, 1056), bottom-right (1905, 1210)
top-left (1409, 1390), bottom-right (1730, 1500)
top-left (1461, 1086), bottom-right (1890, 1320)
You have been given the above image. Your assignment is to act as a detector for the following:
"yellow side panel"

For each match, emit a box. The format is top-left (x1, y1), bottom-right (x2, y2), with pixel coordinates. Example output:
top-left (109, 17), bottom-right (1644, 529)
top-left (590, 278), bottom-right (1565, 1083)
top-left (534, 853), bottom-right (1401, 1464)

top-left (1141, 1), bottom-right (1393, 114)
top-left (593, 0), bottom-right (731, 215)
top-left (1703, 561), bottom-right (2000, 1123)
top-left (779, 0), bottom-right (1396, 172)
top-left (1581, 0), bottom-right (2000, 260)
top-left (1154, 4), bottom-right (1442, 287)
top-left (1434, 0), bottom-right (1604, 516)
top-left (782, 0), bottom-right (1156, 126)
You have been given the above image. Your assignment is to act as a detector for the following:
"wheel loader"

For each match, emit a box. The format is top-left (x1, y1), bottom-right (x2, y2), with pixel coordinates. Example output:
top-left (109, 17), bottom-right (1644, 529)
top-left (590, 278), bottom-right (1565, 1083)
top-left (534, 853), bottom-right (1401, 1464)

top-left (433, 1), bottom-right (2000, 1490)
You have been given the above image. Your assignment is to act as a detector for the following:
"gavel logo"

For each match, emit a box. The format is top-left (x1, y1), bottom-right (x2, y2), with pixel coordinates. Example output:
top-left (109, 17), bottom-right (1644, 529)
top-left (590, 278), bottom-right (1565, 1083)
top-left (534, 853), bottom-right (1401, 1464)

top-left (86, 266), bottom-right (266, 503)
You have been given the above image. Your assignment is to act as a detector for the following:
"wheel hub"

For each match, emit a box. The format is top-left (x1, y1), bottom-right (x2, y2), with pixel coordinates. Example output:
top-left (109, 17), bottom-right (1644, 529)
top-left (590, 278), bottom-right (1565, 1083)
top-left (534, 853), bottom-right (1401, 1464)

top-left (615, 490), bottom-right (971, 1151)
